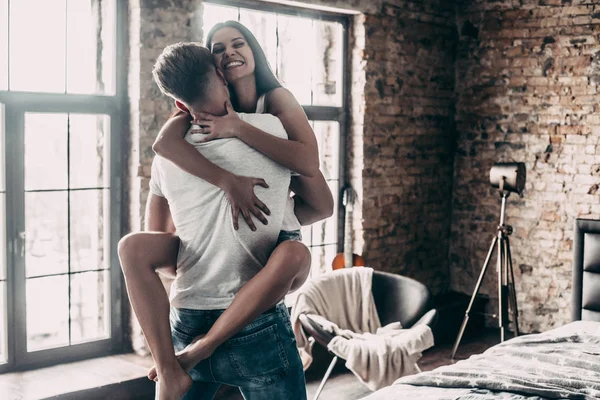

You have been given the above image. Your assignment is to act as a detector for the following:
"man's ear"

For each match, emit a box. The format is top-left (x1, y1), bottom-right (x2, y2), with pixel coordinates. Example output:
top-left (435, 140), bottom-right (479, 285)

top-left (174, 100), bottom-right (189, 113)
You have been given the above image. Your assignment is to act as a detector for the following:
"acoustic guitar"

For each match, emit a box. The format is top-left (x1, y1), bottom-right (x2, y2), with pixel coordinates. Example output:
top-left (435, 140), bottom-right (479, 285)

top-left (332, 186), bottom-right (365, 270)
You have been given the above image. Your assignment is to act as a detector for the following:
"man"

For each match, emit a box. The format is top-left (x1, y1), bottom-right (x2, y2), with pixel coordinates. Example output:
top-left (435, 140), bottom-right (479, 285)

top-left (119, 43), bottom-right (332, 400)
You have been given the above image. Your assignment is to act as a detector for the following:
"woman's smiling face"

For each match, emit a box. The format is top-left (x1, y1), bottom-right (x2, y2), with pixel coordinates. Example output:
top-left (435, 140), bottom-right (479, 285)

top-left (210, 27), bottom-right (256, 84)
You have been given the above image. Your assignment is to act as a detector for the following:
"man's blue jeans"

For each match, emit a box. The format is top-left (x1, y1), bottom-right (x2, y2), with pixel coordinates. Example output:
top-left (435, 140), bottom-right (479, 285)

top-left (168, 303), bottom-right (307, 400)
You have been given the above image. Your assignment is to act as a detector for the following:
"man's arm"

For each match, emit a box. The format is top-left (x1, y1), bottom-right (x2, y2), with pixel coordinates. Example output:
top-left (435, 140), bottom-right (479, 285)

top-left (152, 113), bottom-right (270, 230)
top-left (290, 171), bottom-right (334, 226)
top-left (144, 193), bottom-right (176, 233)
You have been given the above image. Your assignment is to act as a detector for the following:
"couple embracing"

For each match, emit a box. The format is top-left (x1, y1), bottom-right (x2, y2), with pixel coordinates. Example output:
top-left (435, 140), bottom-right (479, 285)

top-left (118, 20), bottom-right (333, 400)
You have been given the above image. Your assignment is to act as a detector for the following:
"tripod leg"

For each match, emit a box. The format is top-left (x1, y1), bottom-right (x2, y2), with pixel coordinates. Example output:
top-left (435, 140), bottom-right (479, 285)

top-left (505, 237), bottom-right (520, 336)
top-left (451, 236), bottom-right (498, 359)
top-left (498, 234), bottom-right (505, 343)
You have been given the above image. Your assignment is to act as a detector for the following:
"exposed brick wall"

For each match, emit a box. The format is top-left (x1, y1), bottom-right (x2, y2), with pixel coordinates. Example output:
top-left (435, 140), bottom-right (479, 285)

top-left (359, 1), bottom-right (457, 294)
top-left (451, 0), bottom-right (600, 332)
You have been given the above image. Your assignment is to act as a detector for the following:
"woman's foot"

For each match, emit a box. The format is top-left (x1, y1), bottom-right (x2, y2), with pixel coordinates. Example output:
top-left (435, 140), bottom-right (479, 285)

top-left (149, 336), bottom-right (217, 382)
top-left (155, 364), bottom-right (193, 400)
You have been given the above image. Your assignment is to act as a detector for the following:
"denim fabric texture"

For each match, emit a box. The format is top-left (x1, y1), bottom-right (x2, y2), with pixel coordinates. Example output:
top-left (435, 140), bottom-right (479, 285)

top-left (169, 303), bottom-right (307, 400)
top-left (276, 229), bottom-right (302, 246)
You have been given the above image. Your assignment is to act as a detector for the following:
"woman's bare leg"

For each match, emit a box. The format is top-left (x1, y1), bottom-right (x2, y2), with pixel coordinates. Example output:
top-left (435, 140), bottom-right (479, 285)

top-left (149, 240), bottom-right (311, 380)
top-left (118, 232), bottom-right (192, 400)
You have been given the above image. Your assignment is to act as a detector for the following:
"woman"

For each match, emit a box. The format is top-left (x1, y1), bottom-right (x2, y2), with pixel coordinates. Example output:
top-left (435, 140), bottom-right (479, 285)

top-left (119, 21), bottom-right (332, 400)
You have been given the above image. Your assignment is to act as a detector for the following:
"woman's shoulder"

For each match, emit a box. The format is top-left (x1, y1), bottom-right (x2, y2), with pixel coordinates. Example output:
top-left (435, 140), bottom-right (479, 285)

top-left (264, 88), bottom-right (299, 114)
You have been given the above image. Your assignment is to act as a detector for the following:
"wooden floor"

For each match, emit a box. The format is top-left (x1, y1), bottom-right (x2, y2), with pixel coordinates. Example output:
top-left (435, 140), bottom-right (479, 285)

top-left (0, 353), bottom-right (154, 400)
top-left (214, 329), bottom-right (500, 400)
top-left (0, 329), bottom-right (500, 399)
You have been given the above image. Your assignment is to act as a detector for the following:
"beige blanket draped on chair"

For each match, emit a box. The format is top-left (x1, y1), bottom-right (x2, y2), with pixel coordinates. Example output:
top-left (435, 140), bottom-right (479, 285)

top-left (290, 268), bottom-right (434, 391)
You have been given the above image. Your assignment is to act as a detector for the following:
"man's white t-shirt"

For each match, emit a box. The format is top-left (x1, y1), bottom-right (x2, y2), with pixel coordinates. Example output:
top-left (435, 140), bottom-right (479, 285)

top-left (149, 113), bottom-right (291, 310)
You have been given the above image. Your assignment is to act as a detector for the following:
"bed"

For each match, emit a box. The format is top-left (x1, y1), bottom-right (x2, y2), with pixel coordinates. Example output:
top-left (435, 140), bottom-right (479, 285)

top-left (361, 218), bottom-right (600, 400)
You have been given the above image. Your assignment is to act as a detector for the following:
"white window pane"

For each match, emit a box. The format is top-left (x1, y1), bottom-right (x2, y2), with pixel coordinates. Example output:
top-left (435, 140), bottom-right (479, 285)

top-left (25, 192), bottom-right (69, 278)
top-left (0, 104), bottom-right (4, 282)
top-left (0, 0), bottom-right (7, 91)
top-left (0, 103), bottom-right (5, 191)
top-left (311, 21), bottom-right (343, 106)
top-left (71, 271), bottom-right (109, 344)
top-left (66, 0), bottom-right (115, 94)
top-left (203, 3), bottom-right (239, 45)
top-left (0, 193), bottom-right (7, 281)
top-left (69, 114), bottom-right (109, 189)
top-left (277, 15), bottom-right (313, 105)
top-left (240, 9), bottom-right (277, 74)
top-left (10, 0), bottom-right (66, 93)
top-left (70, 190), bottom-right (108, 273)
top-left (27, 276), bottom-right (69, 351)
top-left (0, 282), bottom-right (6, 364)
top-left (310, 244), bottom-right (337, 277)
top-left (101, 0), bottom-right (116, 95)
top-left (301, 225), bottom-right (311, 247)
top-left (0, 194), bottom-right (5, 282)
top-left (311, 180), bottom-right (339, 247)
top-left (66, 0), bottom-right (98, 94)
top-left (25, 113), bottom-right (68, 191)
top-left (314, 121), bottom-right (340, 180)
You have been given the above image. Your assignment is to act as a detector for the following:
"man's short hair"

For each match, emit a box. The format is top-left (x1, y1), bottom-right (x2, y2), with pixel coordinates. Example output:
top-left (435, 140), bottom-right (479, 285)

top-left (152, 42), bottom-right (215, 105)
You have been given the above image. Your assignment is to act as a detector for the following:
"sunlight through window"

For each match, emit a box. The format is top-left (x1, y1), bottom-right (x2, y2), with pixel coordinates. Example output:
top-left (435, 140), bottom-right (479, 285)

top-left (7, 0), bottom-right (115, 94)
top-left (0, 103), bottom-right (6, 363)
top-left (203, 2), bottom-right (344, 107)
top-left (0, 0), bottom-right (8, 91)
top-left (0, 1), bottom-right (122, 370)
top-left (24, 113), bottom-right (111, 351)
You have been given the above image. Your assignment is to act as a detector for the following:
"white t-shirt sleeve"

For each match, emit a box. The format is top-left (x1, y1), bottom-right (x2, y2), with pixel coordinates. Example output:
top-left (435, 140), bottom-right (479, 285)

top-left (149, 158), bottom-right (164, 197)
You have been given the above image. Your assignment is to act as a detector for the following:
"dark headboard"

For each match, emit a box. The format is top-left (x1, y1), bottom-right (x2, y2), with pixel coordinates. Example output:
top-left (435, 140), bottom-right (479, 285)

top-left (573, 218), bottom-right (600, 322)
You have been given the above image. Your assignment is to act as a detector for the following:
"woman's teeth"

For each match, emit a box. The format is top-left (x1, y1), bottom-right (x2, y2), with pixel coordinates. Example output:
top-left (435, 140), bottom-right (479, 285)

top-left (225, 61), bottom-right (244, 69)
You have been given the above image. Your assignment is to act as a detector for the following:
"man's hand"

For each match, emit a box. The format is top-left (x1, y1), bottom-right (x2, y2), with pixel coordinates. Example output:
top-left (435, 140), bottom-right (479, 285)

top-left (221, 175), bottom-right (271, 231)
top-left (190, 101), bottom-right (242, 142)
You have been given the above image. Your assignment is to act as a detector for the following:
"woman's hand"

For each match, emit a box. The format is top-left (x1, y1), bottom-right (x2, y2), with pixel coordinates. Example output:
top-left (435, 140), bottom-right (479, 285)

top-left (221, 174), bottom-right (271, 231)
top-left (190, 101), bottom-right (243, 142)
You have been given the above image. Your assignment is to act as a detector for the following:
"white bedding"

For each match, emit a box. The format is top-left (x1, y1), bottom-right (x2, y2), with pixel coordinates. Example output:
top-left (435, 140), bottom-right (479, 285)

top-left (362, 320), bottom-right (600, 400)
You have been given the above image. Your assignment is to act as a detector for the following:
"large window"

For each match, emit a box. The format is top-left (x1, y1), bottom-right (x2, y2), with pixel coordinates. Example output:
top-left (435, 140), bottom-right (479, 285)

top-left (203, 2), bottom-right (348, 276)
top-left (0, 0), bottom-right (124, 372)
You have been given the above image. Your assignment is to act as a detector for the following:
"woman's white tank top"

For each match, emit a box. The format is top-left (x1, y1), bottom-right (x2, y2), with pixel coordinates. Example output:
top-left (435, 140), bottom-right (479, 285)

top-left (256, 93), bottom-right (301, 231)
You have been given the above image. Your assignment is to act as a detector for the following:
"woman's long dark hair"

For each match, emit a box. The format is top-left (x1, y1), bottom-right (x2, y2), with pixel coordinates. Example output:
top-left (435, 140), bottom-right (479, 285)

top-left (206, 21), bottom-right (282, 109)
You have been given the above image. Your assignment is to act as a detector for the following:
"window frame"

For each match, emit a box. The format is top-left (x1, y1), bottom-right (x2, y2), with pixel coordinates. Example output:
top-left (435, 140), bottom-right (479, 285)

top-left (0, 0), bottom-right (127, 373)
top-left (205, 0), bottom-right (351, 253)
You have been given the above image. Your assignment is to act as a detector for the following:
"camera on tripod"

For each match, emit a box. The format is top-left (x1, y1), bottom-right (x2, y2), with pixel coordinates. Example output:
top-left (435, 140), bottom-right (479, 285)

top-left (451, 162), bottom-right (526, 359)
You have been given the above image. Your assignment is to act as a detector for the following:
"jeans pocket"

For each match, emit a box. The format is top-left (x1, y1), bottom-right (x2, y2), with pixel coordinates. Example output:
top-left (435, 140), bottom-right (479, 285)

top-left (170, 308), bottom-right (207, 351)
top-left (226, 324), bottom-right (289, 386)
top-left (277, 312), bottom-right (296, 344)
top-left (171, 325), bottom-right (195, 352)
